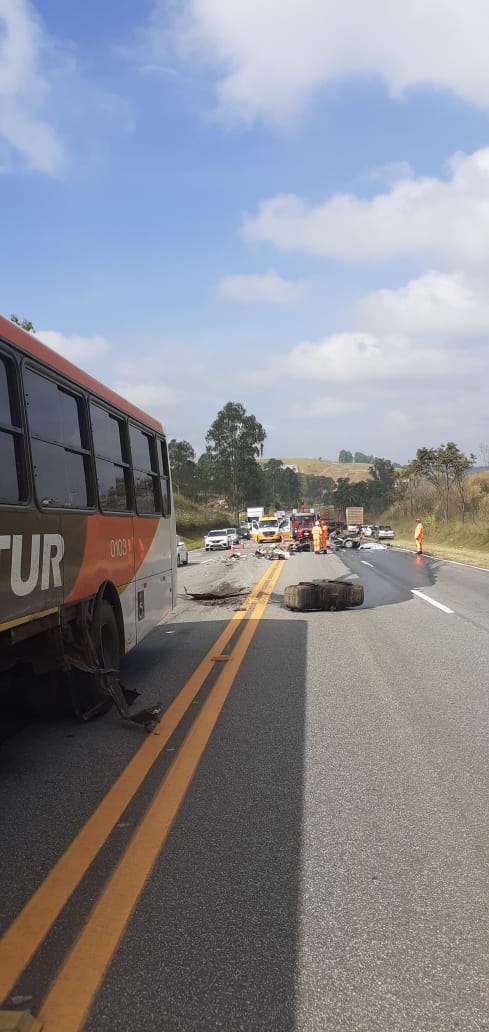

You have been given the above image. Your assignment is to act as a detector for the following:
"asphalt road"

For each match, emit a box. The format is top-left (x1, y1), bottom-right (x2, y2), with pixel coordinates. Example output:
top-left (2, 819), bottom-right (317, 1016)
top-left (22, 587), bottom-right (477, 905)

top-left (2, 542), bottom-right (489, 1031)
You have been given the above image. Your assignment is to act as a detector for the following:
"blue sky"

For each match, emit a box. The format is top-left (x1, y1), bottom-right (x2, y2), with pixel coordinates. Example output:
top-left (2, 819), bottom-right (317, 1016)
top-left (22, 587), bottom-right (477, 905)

top-left (3, 0), bottom-right (489, 464)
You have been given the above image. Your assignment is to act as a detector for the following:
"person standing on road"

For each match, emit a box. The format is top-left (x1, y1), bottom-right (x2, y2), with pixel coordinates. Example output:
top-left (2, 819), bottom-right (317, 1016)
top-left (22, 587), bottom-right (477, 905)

top-left (415, 517), bottom-right (424, 555)
top-left (312, 520), bottom-right (322, 554)
top-left (320, 520), bottom-right (328, 554)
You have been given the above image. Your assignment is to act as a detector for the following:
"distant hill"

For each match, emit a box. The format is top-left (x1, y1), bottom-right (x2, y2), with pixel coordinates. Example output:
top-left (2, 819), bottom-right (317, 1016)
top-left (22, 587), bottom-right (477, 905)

top-left (279, 458), bottom-right (372, 484)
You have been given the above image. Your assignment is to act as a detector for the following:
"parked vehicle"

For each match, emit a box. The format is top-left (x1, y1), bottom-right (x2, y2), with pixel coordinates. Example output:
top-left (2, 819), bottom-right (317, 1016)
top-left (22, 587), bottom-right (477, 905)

top-left (279, 517), bottom-right (292, 539)
top-left (291, 513), bottom-right (314, 543)
top-left (0, 314), bottom-right (176, 721)
top-left (226, 527), bottom-right (239, 545)
top-left (255, 518), bottom-right (281, 543)
top-left (176, 536), bottom-right (189, 566)
top-left (376, 525), bottom-right (395, 540)
top-left (204, 529), bottom-right (230, 551)
top-left (239, 523), bottom-right (251, 539)
top-left (246, 506), bottom-right (264, 523)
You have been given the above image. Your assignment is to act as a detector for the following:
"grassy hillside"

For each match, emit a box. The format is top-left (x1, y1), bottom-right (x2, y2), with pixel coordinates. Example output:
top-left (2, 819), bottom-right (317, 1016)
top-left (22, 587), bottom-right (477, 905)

top-left (280, 458), bottom-right (371, 483)
top-left (175, 493), bottom-right (231, 548)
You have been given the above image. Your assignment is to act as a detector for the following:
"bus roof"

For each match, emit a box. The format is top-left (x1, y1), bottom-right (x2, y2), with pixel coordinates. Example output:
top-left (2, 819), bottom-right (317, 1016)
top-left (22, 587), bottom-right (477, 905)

top-left (0, 315), bottom-right (164, 434)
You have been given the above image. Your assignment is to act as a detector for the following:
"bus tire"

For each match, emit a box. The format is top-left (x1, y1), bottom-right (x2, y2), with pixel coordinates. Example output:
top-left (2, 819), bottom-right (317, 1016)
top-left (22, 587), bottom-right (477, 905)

top-left (284, 582), bottom-right (319, 611)
top-left (70, 599), bottom-right (120, 720)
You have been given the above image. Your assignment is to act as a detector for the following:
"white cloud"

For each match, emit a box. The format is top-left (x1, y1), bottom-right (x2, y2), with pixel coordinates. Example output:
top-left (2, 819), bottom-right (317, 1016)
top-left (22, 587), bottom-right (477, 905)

top-left (294, 395), bottom-right (357, 418)
top-left (113, 380), bottom-right (179, 409)
top-left (37, 330), bottom-right (111, 365)
top-left (355, 271), bottom-right (489, 336)
top-left (159, 0), bottom-right (489, 125)
top-left (385, 410), bottom-right (409, 431)
top-left (216, 269), bottom-right (305, 303)
top-left (277, 332), bottom-right (463, 383)
top-left (243, 148), bottom-right (489, 265)
top-left (0, 0), bottom-right (65, 173)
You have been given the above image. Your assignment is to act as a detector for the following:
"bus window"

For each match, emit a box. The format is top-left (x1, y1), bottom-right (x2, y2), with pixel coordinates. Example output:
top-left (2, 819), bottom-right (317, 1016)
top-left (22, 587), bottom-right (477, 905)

top-left (90, 403), bottom-right (131, 512)
top-left (0, 355), bottom-right (25, 504)
top-left (157, 438), bottom-right (171, 517)
top-left (24, 368), bottom-right (91, 509)
top-left (129, 425), bottom-right (159, 515)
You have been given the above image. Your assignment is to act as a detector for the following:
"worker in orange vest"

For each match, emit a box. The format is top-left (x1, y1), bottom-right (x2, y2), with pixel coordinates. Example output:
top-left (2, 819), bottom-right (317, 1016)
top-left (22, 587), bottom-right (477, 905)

top-left (414, 517), bottom-right (424, 555)
top-left (312, 521), bottom-right (322, 554)
top-left (320, 520), bottom-right (328, 553)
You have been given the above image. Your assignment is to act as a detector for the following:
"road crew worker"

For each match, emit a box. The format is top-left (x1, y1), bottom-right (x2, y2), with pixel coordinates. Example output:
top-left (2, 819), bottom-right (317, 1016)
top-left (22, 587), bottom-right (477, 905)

top-left (415, 517), bottom-right (424, 555)
top-left (312, 520), bottom-right (322, 554)
top-left (320, 520), bottom-right (328, 553)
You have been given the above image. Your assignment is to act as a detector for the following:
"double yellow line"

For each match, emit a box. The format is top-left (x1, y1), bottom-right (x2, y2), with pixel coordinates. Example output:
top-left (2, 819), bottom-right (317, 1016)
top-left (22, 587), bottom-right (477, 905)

top-left (0, 560), bottom-right (283, 1031)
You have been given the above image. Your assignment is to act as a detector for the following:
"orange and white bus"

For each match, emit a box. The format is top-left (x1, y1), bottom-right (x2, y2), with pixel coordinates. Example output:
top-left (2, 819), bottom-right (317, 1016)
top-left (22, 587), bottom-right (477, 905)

top-left (0, 315), bottom-right (176, 719)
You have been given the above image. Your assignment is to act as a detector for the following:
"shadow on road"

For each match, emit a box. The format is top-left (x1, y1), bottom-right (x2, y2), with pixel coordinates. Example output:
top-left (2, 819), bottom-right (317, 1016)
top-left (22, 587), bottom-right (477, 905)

top-left (87, 616), bottom-right (308, 1032)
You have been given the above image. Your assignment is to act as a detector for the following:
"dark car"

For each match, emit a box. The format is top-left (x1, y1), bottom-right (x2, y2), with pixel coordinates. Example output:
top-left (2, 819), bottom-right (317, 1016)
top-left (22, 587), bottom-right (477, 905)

top-left (239, 523), bottom-right (251, 540)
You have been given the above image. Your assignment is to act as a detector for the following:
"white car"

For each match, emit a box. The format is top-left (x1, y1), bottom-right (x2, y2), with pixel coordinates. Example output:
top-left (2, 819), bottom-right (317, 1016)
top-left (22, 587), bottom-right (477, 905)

top-left (377, 525), bottom-right (395, 540)
top-left (204, 529), bottom-right (230, 551)
top-left (176, 536), bottom-right (189, 566)
top-left (226, 527), bottom-right (239, 545)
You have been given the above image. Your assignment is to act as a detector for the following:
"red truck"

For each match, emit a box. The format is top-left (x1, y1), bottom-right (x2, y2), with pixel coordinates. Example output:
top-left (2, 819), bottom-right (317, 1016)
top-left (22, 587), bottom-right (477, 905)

top-left (291, 512), bottom-right (315, 544)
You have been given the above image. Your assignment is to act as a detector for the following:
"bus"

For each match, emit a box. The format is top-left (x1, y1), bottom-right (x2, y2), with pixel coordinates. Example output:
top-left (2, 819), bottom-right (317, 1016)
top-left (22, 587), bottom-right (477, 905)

top-left (0, 315), bottom-right (176, 722)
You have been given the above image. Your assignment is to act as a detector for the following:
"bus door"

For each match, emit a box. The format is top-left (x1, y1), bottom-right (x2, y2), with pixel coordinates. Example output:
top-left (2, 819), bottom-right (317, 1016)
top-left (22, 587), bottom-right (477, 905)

top-left (130, 428), bottom-right (174, 644)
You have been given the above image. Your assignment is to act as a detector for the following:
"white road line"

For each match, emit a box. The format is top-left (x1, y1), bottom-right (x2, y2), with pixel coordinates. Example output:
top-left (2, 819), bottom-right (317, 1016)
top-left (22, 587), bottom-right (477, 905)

top-left (361, 560), bottom-right (374, 568)
top-left (411, 590), bottom-right (454, 614)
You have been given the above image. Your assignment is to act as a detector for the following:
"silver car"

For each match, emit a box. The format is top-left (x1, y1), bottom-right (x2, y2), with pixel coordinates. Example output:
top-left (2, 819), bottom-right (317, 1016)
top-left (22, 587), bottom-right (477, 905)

top-left (176, 536), bottom-right (189, 566)
top-left (377, 525), bottom-right (395, 540)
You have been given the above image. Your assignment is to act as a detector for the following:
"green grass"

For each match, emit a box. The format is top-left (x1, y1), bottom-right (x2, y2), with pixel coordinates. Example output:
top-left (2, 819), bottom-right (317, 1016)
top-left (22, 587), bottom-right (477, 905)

top-left (175, 493), bottom-right (233, 550)
top-left (386, 516), bottom-right (489, 569)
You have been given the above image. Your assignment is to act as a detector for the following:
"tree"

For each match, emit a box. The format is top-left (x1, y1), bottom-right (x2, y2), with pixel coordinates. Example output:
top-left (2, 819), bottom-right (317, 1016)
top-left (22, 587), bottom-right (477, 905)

top-left (11, 314), bottom-right (35, 332)
top-left (338, 450), bottom-right (353, 463)
top-left (366, 458), bottom-right (397, 515)
top-left (415, 443), bottom-right (474, 522)
top-left (280, 466), bottom-right (300, 508)
top-left (330, 474), bottom-right (356, 507)
top-left (168, 439), bottom-right (197, 498)
top-left (261, 458), bottom-right (284, 508)
top-left (194, 452), bottom-right (217, 504)
top-left (354, 451), bottom-right (374, 463)
top-left (479, 443), bottom-right (489, 470)
top-left (205, 402), bottom-right (266, 523)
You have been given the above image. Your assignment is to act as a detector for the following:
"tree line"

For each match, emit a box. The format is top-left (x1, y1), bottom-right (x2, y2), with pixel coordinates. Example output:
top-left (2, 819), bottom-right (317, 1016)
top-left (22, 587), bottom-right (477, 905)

top-left (335, 443), bottom-right (479, 522)
top-left (170, 400), bottom-right (479, 524)
top-left (169, 401), bottom-right (301, 523)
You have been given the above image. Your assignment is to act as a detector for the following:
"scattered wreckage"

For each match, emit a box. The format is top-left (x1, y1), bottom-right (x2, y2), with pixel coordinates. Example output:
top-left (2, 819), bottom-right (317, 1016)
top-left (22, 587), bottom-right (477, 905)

top-left (329, 528), bottom-right (362, 550)
top-left (255, 538), bottom-right (312, 560)
top-left (183, 584), bottom-right (250, 607)
top-left (284, 579), bottom-right (364, 612)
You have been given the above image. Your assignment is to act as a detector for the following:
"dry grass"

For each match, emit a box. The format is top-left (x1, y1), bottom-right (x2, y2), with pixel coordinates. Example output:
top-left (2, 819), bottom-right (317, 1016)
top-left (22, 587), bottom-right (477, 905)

top-left (279, 458), bottom-right (371, 483)
top-left (394, 536), bottom-right (489, 570)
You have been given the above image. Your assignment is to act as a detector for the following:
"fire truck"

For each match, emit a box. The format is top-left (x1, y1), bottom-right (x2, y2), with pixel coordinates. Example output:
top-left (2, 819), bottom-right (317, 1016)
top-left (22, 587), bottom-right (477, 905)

top-left (290, 512), bottom-right (315, 544)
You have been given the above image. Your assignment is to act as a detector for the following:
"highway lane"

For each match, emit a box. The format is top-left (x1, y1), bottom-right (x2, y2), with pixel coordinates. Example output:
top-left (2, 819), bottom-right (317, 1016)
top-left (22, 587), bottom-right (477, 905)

top-left (2, 543), bottom-right (489, 1030)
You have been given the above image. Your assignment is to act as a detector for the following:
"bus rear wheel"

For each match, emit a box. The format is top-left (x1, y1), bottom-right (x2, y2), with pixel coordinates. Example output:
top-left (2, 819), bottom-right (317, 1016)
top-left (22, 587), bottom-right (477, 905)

top-left (69, 599), bottom-right (120, 720)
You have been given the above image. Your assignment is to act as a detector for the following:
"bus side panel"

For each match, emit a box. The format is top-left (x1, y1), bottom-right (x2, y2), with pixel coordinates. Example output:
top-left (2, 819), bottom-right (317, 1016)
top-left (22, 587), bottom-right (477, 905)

top-left (63, 513), bottom-right (137, 648)
top-left (0, 508), bottom-right (77, 630)
top-left (134, 515), bottom-right (175, 644)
